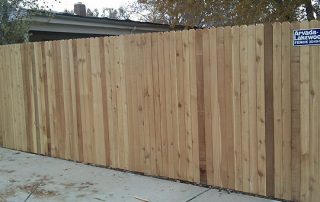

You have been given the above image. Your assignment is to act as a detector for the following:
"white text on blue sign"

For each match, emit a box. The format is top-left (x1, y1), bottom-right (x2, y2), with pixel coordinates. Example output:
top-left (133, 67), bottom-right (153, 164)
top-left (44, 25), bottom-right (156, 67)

top-left (293, 29), bottom-right (320, 46)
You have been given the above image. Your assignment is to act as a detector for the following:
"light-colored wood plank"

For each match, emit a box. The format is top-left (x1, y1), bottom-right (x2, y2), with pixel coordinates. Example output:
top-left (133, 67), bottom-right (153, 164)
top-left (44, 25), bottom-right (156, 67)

top-left (123, 35), bottom-right (134, 170)
top-left (101, 37), bottom-right (112, 166)
top-left (231, 25), bottom-right (242, 191)
top-left (256, 24), bottom-right (266, 196)
top-left (202, 28), bottom-right (213, 185)
top-left (105, 37), bottom-right (118, 167)
top-left (8, 45), bottom-right (18, 150)
top-left (121, 35), bottom-right (129, 170)
top-left (0, 46), bottom-right (4, 146)
top-left (290, 21), bottom-right (301, 201)
top-left (195, 29), bottom-right (207, 184)
top-left (176, 30), bottom-right (187, 180)
top-left (299, 20), bottom-right (310, 202)
top-left (158, 32), bottom-right (168, 177)
top-left (72, 39), bottom-right (84, 162)
top-left (151, 33), bottom-right (162, 175)
top-left (60, 40), bottom-right (72, 160)
top-left (12, 44), bottom-right (27, 151)
top-left (136, 34), bottom-right (146, 173)
top-left (309, 20), bottom-right (319, 202)
top-left (163, 32), bottom-right (174, 178)
top-left (248, 24), bottom-right (258, 194)
top-left (188, 29), bottom-right (200, 183)
top-left (182, 30), bottom-right (193, 182)
top-left (67, 39), bottom-right (80, 162)
top-left (169, 31), bottom-right (181, 180)
top-left (144, 33), bottom-right (154, 175)
top-left (90, 37), bottom-right (106, 166)
top-left (33, 42), bottom-right (48, 155)
top-left (224, 26), bottom-right (235, 189)
top-left (53, 40), bottom-right (67, 159)
top-left (44, 41), bottom-right (56, 157)
top-left (281, 22), bottom-right (292, 200)
top-left (3, 45), bottom-right (13, 149)
top-left (208, 28), bottom-right (222, 187)
top-left (264, 23), bottom-right (275, 198)
top-left (114, 36), bottom-right (123, 168)
top-left (21, 43), bottom-right (37, 153)
top-left (77, 39), bottom-right (90, 162)
top-left (217, 27), bottom-right (228, 187)
top-left (240, 25), bottom-right (250, 193)
top-left (99, 37), bottom-right (110, 166)
top-left (272, 22), bottom-right (283, 198)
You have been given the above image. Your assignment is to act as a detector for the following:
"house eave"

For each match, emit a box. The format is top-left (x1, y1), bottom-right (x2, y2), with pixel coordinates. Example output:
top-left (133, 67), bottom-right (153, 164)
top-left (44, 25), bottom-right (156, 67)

top-left (29, 14), bottom-right (182, 36)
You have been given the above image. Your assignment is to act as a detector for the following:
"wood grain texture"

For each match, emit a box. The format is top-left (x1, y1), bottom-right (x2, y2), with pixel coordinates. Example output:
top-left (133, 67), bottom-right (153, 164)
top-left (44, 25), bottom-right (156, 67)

top-left (309, 20), bottom-right (319, 202)
top-left (0, 22), bottom-right (319, 202)
top-left (290, 21), bottom-right (301, 202)
top-left (300, 21), bottom-right (310, 202)
top-left (240, 25), bottom-right (250, 193)
top-left (264, 23), bottom-right (274, 198)
top-left (273, 22), bottom-right (283, 198)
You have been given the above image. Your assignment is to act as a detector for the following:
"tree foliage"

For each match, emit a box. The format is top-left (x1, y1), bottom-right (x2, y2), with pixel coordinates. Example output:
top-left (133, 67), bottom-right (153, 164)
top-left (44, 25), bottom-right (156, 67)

top-left (129, 0), bottom-right (320, 27)
top-left (100, 7), bottom-right (130, 19)
top-left (0, 0), bottom-right (53, 44)
top-left (86, 8), bottom-right (99, 17)
top-left (64, 7), bottom-right (130, 20)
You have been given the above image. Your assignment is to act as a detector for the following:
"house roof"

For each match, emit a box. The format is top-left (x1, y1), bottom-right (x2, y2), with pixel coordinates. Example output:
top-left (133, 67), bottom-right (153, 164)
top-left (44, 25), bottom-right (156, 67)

top-left (29, 12), bottom-right (185, 36)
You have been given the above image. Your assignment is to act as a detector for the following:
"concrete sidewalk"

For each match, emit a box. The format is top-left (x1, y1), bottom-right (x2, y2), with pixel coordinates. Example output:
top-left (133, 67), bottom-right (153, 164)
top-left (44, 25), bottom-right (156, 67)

top-left (0, 147), bottom-right (278, 202)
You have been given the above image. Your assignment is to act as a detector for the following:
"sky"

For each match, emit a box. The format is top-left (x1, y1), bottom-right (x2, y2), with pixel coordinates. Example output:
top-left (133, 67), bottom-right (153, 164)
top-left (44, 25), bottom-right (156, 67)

top-left (44, 0), bottom-right (135, 12)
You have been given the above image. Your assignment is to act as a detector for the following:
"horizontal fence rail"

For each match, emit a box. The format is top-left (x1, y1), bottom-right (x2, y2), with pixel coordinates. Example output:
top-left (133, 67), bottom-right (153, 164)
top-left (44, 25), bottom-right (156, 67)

top-left (0, 20), bottom-right (319, 202)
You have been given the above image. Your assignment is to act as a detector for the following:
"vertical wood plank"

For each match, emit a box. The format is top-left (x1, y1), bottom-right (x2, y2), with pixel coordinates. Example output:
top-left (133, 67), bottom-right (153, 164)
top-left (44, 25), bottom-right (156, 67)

top-left (123, 35), bottom-right (135, 170)
top-left (182, 30), bottom-right (193, 182)
top-left (44, 41), bottom-right (56, 157)
top-left (176, 31), bottom-right (187, 180)
top-left (34, 42), bottom-right (48, 155)
top-left (209, 28), bottom-right (222, 187)
top-left (299, 20), bottom-right (310, 202)
top-left (240, 25), bottom-right (250, 193)
top-left (66, 40), bottom-right (79, 161)
top-left (248, 25), bottom-right (258, 194)
top-left (21, 43), bottom-right (37, 153)
top-left (144, 33), bottom-right (154, 174)
top-left (202, 28), bottom-right (213, 185)
top-left (169, 31), bottom-right (181, 180)
top-left (106, 37), bottom-right (118, 167)
top-left (195, 29), bottom-right (207, 184)
top-left (224, 26), bottom-right (235, 189)
top-left (163, 32), bottom-right (174, 178)
top-left (217, 27), bottom-right (228, 187)
top-left (256, 24), bottom-right (266, 196)
top-left (136, 34), bottom-right (145, 172)
top-left (0, 46), bottom-right (4, 146)
top-left (281, 22), bottom-right (292, 200)
top-left (5, 45), bottom-right (14, 149)
top-left (232, 25), bottom-right (242, 191)
top-left (264, 23), bottom-right (275, 197)
top-left (60, 40), bottom-right (72, 160)
top-left (13, 44), bottom-right (27, 151)
top-left (90, 38), bottom-right (106, 166)
top-left (72, 39), bottom-right (84, 162)
top-left (189, 29), bottom-right (200, 183)
top-left (309, 20), bottom-right (319, 202)
top-left (151, 33), bottom-right (162, 175)
top-left (290, 21), bottom-right (301, 202)
top-left (273, 22), bottom-right (283, 198)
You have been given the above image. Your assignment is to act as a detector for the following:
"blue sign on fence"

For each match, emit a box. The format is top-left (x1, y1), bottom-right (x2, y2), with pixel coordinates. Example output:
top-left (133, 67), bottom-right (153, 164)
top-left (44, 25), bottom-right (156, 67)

top-left (293, 28), bottom-right (320, 46)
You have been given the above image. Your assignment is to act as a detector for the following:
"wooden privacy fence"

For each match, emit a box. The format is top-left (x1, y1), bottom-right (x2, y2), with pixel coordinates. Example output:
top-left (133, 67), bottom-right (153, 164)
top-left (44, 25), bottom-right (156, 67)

top-left (0, 20), bottom-right (319, 202)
